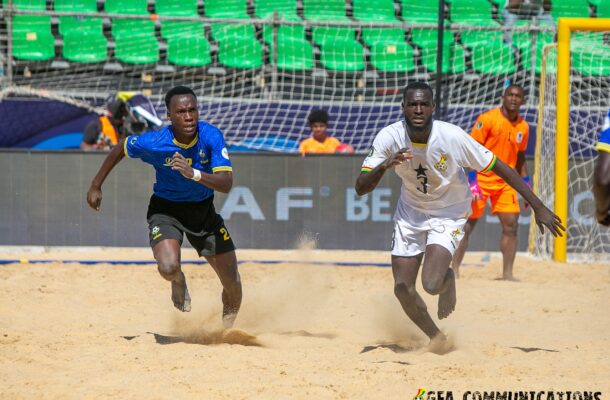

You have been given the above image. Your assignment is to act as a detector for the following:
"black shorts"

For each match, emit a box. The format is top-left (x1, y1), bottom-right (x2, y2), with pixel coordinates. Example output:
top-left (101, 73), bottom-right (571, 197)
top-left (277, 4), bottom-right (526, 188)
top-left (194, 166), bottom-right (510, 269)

top-left (146, 194), bottom-right (236, 256)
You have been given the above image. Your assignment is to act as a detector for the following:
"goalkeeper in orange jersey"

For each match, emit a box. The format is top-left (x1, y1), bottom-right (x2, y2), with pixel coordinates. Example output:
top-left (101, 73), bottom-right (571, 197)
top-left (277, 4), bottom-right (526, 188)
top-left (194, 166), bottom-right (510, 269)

top-left (452, 84), bottom-right (530, 281)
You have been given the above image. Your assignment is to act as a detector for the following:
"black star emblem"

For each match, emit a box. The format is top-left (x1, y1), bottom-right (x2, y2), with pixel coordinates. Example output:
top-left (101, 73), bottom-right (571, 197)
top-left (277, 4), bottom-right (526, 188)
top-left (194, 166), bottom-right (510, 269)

top-left (414, 164), bottom-right (427, 177)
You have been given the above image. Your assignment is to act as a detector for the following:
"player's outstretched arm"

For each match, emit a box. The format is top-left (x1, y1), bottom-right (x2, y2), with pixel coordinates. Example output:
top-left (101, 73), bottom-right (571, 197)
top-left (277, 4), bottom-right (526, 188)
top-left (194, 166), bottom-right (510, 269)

top-left (355, 148), bottom-right (412, 196)
top-left (86, 138), bottom-right (127, 211)
top-left (491, 158), bottom-right (565, 237)
top-left (593, 151), bottom-right (610, 226)
top-left (170, 152), bottom-right (233, 193)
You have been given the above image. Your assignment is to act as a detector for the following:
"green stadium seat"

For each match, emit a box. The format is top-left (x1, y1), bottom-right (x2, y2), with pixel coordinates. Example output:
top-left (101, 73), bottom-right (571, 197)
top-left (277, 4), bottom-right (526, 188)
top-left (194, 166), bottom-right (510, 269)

top-left (112, 19), bottom-right (155, 39)
top-left (211, 24), bottom-right (257, 42)
top-left (411, 29), bottom-right (454, 49)
top-left (450, 0), bottom-right (499, 26)
top-left (217, 38), bottom-right (264, 69)
top-left (352, 0), bottom-right (400, 23)
top-left (155, 0), bottom-right (198, 16)
top-left (573, 48), bottom-right (610, 76)
top-left (268, 38), bottom-right (315, 70)
top-left (54, 0), bottom-right (97, 13)
top-left (160, 21), bottom-right (205, 40)
top-left (571, 32), bottom-right (605, 49)
top-left (12, 15), bottom-right (51, 34)
top-left (551, 0), bottom-right (590, 19)
top-left (420, 44), bottom-right (466, 73)
top-left (370, 41), bottom-right (415, 72)
top-left (319, 40), bottom-right (365, 71)
top-left (262, 25), bottom-right (306, 43)
top-left (105, 0), bottom-right (148, 15)
top-left (303, 0), bottom-right (349, 21)
top-left (205, 0), bottom-right (249, 19)
top-left (12, 0), bottom-right (45, 10)
top-left (514, 32), bottom-right (554, 73)
top-left (167, 36), bottom-right (212, 67)
top-left (312, 26), bottom-right (356, 45)
top-left (114, 34), bottom-right (159, 64)
top-left (62, 31), bottom-right (107, 63)
top-left (59, 17), bottom-right (103, 36)
top-left (460, 29), bottom-right (504, 48)
top-left (401, 0), bottom-right (440, 23)
top-left (361, 28), bottom-right (405, 46)
top-left (254, 0), bottom-right (300, 21)
top-left (471, 43), bottom-right (516, 75)
top-left (12, 30), bottom-right (54, 61)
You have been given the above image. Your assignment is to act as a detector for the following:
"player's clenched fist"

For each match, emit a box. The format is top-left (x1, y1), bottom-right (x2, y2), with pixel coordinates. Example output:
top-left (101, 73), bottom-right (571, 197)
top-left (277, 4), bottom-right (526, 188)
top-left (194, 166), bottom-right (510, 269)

top-left (87, 186), bottom-right (102, 211)
top-left (171, 152), bottom-right (194, 179)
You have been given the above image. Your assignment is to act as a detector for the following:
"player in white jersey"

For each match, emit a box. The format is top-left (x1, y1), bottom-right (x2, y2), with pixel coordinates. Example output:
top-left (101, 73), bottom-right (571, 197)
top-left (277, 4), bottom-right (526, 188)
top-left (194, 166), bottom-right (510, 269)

top-left (355, 82), bottom-right (564, 350)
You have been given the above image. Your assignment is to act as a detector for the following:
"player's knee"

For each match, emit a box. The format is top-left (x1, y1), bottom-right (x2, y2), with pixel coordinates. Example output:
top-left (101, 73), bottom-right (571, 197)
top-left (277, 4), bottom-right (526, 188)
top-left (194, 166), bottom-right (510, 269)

top-left (394, 282), bottom-right (416, 300)
top-left (157, 259), bottom-right (180, 280)
top-left (502, 222), bottom-right (518, 237)
top-left (422, 277), bottom-right (444, 295)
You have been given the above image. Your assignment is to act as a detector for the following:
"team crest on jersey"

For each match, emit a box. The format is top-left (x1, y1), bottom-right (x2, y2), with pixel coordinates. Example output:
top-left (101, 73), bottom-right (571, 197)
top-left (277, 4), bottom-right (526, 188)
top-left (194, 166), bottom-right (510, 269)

top-left (476, 121), bottom-right (483, 129)
top-left (516, 131), bottom-right (524, 143)
top-left (368, 146), bottom-right (375, 157)
top-left (163, 157), bottom-right (192, 166)
top-left (450, 228), bottom-right (461, 240)
top-left (222, 147), bottom-right (230, 160)
top-left (434, 154), bottom-right (448, 172)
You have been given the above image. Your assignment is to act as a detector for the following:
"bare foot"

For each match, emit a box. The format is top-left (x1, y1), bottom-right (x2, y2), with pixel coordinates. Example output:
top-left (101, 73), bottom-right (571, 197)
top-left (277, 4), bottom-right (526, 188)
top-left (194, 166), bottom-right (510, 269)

top-left (438, 268), bottom-right (456, 319)
top-left (495, 276), bottom-right (520, 282)
top-left (171, 273), bottom-right (191, 312)
top-left (427, 332), bottom-right (454, 355)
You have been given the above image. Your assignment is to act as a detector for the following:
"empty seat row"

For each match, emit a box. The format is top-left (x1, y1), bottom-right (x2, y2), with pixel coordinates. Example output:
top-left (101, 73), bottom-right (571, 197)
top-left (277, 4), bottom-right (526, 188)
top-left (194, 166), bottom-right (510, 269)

top-left (7, 0), bottom-right (609, 25)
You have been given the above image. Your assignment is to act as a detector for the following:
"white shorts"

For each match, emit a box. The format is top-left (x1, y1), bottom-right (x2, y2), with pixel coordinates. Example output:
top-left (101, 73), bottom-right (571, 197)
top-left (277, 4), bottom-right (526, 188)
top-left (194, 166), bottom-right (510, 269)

top-left (391, 205), bottom-right (467, 258)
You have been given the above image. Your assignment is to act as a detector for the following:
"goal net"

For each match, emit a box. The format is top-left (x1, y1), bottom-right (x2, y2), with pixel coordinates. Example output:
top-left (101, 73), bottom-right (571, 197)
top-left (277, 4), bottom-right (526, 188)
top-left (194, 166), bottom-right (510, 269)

top-left (0, 5), bottom-right (552, 153)
top-left (532, 27), bottom-right (610, 261)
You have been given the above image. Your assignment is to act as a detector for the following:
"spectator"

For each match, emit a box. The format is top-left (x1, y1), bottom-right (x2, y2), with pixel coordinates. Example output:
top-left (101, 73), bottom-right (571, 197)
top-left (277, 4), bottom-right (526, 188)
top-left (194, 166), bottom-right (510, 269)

top-left (503, 0), bottom-right (554, 44)
top-left (80, 100), bottom-right (127, 151)
top-left (299, 110), bottom-right (351, 155)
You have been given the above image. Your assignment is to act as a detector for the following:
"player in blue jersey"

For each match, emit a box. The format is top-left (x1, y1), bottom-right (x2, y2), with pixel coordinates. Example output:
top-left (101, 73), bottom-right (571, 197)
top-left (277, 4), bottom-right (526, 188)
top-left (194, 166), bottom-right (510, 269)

top-left (86, 86), bottom-right (242, 328)
top-left (594, 110), bottom-right (610, 226)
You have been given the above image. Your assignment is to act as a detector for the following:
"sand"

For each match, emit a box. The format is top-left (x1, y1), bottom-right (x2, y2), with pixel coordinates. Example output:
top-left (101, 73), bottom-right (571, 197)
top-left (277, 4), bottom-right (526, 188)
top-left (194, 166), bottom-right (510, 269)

top-left (0, 247), bottom-right (609, 399)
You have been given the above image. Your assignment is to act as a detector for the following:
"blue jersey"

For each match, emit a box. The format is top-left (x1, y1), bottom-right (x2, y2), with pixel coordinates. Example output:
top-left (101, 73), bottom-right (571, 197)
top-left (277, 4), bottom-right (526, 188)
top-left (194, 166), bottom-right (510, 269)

top-left (124, 121), bottom-right (232, 202)
top-left (597, 110), bottom-right (610, 153)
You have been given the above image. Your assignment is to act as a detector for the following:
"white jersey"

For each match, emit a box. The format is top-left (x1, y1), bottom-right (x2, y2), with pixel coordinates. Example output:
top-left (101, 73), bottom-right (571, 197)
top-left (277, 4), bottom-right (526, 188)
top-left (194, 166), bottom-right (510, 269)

top-left (361, 120), bottom-right (496, 218)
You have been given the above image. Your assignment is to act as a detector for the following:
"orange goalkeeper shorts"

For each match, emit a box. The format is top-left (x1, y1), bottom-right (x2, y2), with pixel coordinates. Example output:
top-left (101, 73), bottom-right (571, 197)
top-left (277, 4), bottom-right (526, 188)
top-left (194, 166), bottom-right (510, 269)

top-left (470, 182), bottom-right (520, 219)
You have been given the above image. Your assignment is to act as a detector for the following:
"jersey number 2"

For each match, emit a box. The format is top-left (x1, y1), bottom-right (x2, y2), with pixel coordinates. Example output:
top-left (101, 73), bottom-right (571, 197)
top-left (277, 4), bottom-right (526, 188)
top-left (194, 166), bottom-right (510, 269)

top-left (219, 227), bottom-right (230, 241)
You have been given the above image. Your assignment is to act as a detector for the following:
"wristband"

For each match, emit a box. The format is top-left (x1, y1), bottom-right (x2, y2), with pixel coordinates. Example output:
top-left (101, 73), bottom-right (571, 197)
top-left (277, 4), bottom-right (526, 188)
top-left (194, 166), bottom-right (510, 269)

top-left (191, 169), bottom-right (202, 182)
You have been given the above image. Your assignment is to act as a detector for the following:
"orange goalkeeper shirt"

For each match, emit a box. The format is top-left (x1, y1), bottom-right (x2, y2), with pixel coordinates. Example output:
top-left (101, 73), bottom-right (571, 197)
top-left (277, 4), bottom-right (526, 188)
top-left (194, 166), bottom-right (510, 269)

top-left (299, 136), bottom-right (341, 154)
top-left (471, 107), bottom-right (529, 186)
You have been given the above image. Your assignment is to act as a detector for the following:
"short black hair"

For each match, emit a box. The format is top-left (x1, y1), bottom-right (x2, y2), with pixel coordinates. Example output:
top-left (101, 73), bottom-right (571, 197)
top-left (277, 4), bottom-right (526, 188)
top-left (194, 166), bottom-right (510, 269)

top-left (165, 86), bottom-right (197, 109)
top-left (403, 81), bottom-right (434, 101)
top-left (308, 109), bottom-right (329, 125)
top-left (504, 83), bottom-right (524, 96)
